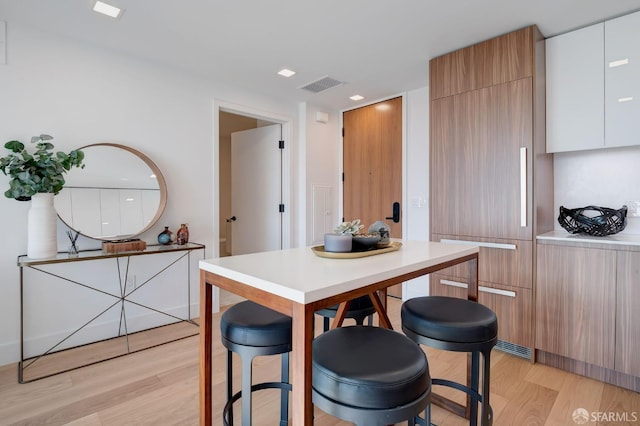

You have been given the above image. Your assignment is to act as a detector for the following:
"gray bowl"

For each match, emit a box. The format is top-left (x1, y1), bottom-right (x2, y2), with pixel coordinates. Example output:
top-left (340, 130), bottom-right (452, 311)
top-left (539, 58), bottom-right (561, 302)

top-left (352, 234), bottom-right (381, 252)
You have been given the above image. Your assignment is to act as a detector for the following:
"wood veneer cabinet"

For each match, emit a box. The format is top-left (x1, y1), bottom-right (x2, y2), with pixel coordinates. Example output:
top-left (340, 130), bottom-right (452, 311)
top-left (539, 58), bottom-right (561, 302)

top-left (430, 26), bottom-right (536, 100)
top-left (536, 244), bottom-right (616, 369)
top-left (615, 251), bottom-right (640, 377)
top-left (429, 25), bottom-right (554, 357)
top-left (536, 239), bottom-right (640, 390)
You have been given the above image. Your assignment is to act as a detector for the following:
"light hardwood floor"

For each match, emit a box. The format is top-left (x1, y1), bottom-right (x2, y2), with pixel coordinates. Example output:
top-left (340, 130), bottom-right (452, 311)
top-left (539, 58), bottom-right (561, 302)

top-left (1, 298), bottom-right (638, 425)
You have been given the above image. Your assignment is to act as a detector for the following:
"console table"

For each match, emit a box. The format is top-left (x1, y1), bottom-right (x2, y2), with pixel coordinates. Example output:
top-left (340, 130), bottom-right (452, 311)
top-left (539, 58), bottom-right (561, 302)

top-left (18, 242), bottom-right (205, 383)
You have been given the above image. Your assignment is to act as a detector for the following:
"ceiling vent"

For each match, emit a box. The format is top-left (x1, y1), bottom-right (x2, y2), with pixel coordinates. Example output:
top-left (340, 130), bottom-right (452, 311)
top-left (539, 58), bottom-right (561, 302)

top-left (298, 76), bottom-right (344, 94)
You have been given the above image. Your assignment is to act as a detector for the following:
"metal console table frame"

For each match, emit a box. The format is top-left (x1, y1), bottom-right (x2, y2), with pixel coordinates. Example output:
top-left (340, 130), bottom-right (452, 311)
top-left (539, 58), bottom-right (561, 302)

top-left (18, 242), bottom-right (205, 383)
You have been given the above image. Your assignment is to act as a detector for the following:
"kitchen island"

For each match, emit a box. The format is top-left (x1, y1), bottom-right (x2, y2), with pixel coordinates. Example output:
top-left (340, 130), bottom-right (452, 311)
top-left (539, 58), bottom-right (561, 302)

top-left (198, 239), bottom-right (479, 425)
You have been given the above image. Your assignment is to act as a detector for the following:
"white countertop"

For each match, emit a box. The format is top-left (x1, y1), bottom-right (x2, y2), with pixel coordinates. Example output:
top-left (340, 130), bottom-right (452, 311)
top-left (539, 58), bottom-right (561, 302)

top-left (199, 239), bottom-right (478, 304)
top-left (537, 230), bottom-right (640, 247)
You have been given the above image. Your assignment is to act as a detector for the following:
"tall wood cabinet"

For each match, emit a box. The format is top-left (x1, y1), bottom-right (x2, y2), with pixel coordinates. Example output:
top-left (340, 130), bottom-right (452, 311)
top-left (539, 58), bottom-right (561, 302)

top-left (429, 25), bottom-right (554, 358)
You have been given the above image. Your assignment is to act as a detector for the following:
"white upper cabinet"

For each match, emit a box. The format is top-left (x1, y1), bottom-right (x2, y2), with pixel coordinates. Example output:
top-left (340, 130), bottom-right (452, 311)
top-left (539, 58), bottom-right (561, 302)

top-left (546, 24), bottom-right (604, 153)
top-left (546, 10), bottom-right (640, 153)
top-left (605, 11), bottom-right (640, 148)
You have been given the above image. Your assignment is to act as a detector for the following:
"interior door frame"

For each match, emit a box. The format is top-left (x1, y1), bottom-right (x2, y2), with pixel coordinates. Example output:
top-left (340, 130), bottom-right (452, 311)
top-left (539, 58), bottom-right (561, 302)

top-left (339, 93), bottom-right (407, 238)
top-left (212, 99), bottom-right (293, 311)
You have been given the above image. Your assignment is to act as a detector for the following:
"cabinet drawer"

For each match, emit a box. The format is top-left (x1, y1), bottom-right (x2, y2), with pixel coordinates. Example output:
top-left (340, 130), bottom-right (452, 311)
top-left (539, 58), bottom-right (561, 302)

top-left (431, 274), bottom-right (532, 348)
top-left (432, 234), bottom-right (532, 289)
top-left (430, 273), bottom-right (469, 299)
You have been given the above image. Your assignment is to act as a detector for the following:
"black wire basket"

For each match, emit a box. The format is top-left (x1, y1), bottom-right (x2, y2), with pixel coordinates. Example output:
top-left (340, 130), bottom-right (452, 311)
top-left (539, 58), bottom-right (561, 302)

top-left (558, 205), bottom-right (628, 236)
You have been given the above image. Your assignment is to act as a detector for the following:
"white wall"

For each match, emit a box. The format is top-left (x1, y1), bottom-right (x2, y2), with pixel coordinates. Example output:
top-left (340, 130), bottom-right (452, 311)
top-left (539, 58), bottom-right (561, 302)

top-left (0, 22), bottom-right (301, 366)
top-left (300, 103), bottom-right (341, 245)
top-left (403, 87), bottom-right (431, 299)
top-left (554, 145), bottom-right (640, 234)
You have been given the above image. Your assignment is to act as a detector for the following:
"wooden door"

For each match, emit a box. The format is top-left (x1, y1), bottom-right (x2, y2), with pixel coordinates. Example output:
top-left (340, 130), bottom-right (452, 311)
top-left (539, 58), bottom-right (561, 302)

top-left (343, 97), bottom-right (402, 297)
top-left (430, 78), bottom-right (532, 240)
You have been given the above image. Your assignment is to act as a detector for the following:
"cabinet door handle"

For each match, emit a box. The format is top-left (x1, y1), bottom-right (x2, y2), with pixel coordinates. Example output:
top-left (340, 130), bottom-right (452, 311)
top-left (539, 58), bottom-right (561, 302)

top-left (441, 279), bottom-right (516, 298)
top-left (440, 279), bottom-right (468, 289)
top-left (479, 286), bottom-right (516, 298)
top-left (520, 147), bottom-right (527, 227)
top-left (440, 238), bottom-right (516, 251)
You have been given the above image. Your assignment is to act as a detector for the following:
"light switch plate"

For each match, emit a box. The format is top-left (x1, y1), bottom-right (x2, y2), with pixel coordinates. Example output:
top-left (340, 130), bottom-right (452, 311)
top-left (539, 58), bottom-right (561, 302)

top-left (0, 21), bottom-right (6, 65)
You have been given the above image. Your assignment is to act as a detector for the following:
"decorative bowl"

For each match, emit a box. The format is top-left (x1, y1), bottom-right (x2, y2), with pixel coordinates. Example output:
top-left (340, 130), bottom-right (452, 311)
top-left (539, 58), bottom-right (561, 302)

top-left (351, 234), bottom-right (381, 252)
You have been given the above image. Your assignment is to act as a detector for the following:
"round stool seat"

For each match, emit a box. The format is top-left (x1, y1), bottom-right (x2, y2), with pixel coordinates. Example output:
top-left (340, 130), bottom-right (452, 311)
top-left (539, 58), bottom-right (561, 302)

top-left (313, 326), bottom-right (430, 409)
top-left (402, 296), bottom-right (498, 344)
top-left (221, 300), bottom-right (292, 348)
top-left (319, 294), bottom-right (375, 315)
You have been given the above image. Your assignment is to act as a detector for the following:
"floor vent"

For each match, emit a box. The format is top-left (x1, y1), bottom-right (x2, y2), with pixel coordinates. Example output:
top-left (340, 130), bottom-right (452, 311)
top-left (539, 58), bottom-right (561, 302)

top-left (495, 340), bottom-right (532, 360)
top-left (298, 76), bottom-right (344, 93)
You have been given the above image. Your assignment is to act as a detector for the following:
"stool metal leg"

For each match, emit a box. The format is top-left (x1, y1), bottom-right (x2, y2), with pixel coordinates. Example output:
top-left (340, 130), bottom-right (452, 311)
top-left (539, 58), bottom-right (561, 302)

top-left (481, 349), bottom-right (492, 426)
top-left (323, 316), bottom-right (330, 332)
top-left (280, 352), bottom-right (289, 426)
top-left (227, 350), bottom-right (234, 425)
top-left (470, 352), bottom-right (480, 426)
top-left (241, 355), bottom-right (253, 426)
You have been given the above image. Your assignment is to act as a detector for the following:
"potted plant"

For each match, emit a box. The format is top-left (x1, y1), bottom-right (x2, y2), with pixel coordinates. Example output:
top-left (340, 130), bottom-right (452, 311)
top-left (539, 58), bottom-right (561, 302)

top-left (324, 219), bottom-right (364, 253)
top-left (0, 134), bottom-right (85, 201)
top-left (0, 134), bottom-right (84, 258)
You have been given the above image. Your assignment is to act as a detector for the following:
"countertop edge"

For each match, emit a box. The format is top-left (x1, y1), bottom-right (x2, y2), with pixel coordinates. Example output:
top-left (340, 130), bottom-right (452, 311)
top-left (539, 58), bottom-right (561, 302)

top-left (537, 230), bottom-right (640, 249)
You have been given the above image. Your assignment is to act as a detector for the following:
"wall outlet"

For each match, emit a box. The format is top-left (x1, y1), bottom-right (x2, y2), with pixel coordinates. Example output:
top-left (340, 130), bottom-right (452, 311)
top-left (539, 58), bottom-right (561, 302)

top-left (625, 201), bottom-right (640, 217)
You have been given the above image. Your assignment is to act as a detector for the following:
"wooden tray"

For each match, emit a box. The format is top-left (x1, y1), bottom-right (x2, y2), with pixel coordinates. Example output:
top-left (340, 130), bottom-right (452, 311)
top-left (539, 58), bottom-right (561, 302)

top-left (311, 242), bottom-right (402, 259)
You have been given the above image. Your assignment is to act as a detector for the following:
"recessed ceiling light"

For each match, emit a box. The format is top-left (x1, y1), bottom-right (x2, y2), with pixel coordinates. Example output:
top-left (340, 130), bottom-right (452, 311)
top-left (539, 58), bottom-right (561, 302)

top-left (277, 68), bottom-right (296, 78)
top-left (93, 1), bottom-right (124, 19)
top-left (350, 95), bottom-right (364, 101)
top-left (618, 97), bottom-right (633, 103)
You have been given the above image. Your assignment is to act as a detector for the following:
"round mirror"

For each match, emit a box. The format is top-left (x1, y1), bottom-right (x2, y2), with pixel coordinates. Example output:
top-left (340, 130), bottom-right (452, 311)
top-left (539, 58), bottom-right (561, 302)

top-left (54, 143), bottom-right (167, 241)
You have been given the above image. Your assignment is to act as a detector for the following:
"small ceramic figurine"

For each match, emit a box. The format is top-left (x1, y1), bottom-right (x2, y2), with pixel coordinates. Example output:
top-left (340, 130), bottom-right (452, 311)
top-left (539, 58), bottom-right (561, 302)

top-left (368, 220), bottom-right (391, 247)
top-left (176, 223), bottom-right (189, 245)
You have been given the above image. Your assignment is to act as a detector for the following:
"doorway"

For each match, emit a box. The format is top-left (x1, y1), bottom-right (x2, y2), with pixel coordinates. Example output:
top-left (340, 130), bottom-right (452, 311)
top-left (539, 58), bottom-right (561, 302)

top-left (214, 101), bottom-right (293, 308)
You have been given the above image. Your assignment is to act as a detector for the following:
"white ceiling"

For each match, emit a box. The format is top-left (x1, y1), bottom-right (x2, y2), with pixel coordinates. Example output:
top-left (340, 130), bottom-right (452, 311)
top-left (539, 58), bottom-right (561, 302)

top-left (2, 0), bottom-right (640, 110)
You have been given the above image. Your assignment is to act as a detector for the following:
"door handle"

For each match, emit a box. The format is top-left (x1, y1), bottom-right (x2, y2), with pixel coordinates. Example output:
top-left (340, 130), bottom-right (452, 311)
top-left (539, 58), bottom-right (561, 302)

top-left (385, 202), bottom-right (400, 223)
top-left (226, 216), bottom-right (237, 223)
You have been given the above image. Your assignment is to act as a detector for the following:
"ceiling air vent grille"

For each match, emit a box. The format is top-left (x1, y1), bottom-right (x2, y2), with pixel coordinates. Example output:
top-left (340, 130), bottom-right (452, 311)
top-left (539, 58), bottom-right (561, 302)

top-left (298, 76), bottom-right (344, 93)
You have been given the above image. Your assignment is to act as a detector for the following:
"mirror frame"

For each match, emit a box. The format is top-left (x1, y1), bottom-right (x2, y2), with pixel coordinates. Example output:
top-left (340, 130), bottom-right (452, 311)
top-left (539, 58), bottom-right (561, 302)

top-left (57, 143), bottom-right (168, 241)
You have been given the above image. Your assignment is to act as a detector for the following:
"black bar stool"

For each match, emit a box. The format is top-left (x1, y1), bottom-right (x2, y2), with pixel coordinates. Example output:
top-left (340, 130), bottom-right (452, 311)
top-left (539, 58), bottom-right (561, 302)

top-left (315, 294), bottom-right (376, 331)
top-left (401, 296), bottom-right (498, 426)
top-left (220, 301), bottom-right (292, 426)
top-left (312, 325), bottom-right (432, 426)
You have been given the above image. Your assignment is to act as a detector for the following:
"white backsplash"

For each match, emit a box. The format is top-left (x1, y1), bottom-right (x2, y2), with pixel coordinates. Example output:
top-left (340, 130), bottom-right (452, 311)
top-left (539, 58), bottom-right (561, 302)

top-left (553, 145), bottom-right (640, 235)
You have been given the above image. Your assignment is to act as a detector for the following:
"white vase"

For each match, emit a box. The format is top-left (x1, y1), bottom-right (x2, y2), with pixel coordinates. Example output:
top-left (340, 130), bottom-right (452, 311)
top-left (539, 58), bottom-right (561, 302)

top-left (27, 193), bottom-right (58, 259)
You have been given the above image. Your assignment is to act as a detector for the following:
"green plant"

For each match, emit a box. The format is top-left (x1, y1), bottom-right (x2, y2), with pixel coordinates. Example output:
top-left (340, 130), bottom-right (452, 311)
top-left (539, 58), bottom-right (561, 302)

top-left (0, 134), bottom-right (85, 201)
top-left (333, 219), bottom-right (364, 235)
